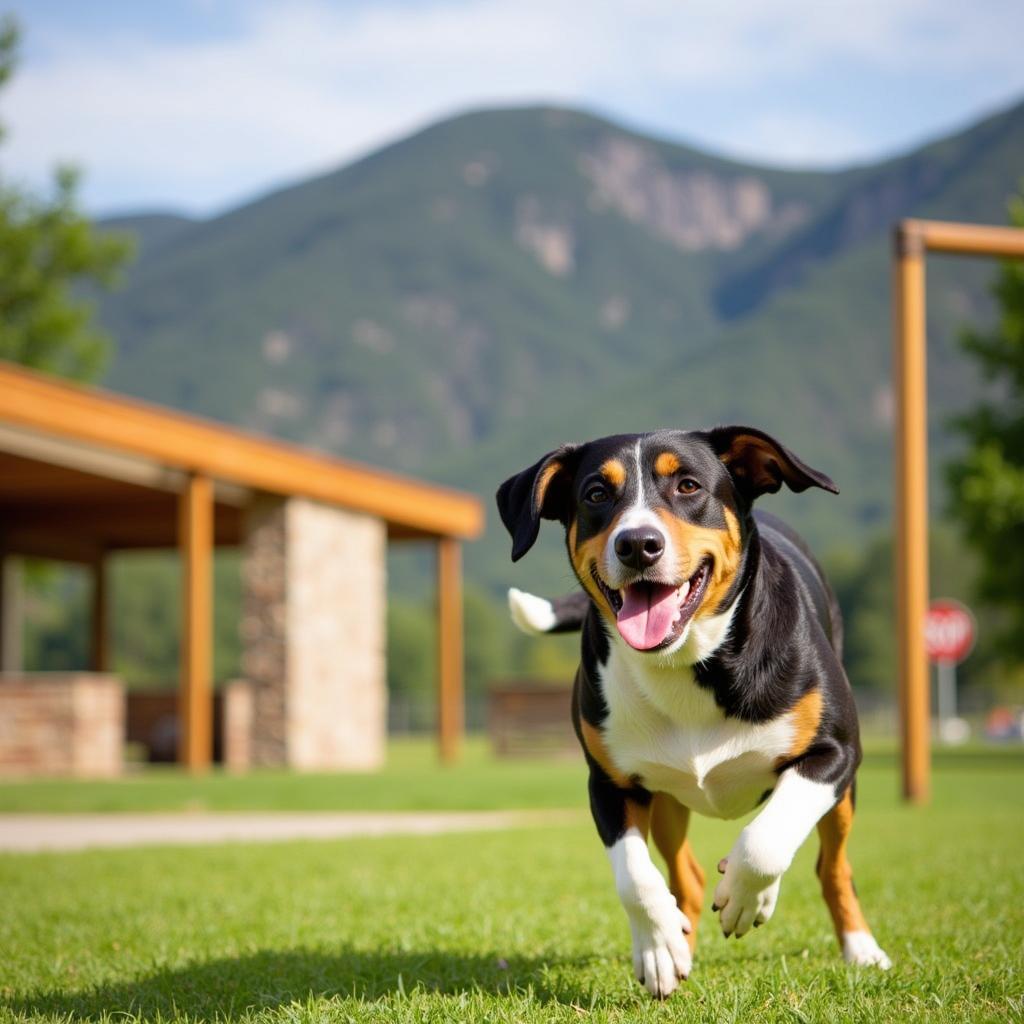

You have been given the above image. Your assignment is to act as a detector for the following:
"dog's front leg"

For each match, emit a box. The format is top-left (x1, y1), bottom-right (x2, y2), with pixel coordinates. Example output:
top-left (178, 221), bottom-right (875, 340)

top-left (713, 767), bottom-right (839, 938)
top-left (589, 770), bottom-right (692, 998)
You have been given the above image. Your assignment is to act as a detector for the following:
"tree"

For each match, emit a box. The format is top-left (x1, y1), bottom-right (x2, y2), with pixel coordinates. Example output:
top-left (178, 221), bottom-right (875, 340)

top-left (946, 188), bottom-right (1024, 665)
top-left (0, 17), bottom-right (132, 383)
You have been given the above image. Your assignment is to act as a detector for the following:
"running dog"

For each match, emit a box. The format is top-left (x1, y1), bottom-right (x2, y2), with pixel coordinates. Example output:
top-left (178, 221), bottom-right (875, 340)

top-left (496, 426), bottom-right (890, 999)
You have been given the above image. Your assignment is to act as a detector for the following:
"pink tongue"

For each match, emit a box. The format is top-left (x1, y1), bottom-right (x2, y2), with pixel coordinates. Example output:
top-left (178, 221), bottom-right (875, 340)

top-left (616, 583), bottom-right (679, 650)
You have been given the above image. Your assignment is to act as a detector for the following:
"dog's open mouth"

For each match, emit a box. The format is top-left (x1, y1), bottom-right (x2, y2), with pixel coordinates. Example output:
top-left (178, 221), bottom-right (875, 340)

top-left (592, 558), bottom-right (712, 651)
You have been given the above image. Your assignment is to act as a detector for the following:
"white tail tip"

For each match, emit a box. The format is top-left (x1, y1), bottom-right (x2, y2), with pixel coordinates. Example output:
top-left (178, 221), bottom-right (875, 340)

top-left (507, 587), bottom-right (557, 635)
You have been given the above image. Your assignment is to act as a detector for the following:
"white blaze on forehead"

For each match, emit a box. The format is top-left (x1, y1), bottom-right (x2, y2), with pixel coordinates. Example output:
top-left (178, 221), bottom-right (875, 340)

top-left (603, 440), bottom-right (676, 586)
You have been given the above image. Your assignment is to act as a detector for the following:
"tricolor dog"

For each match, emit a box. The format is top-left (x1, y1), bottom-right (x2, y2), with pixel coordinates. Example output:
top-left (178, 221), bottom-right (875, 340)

top-left (496, 426), bottom-right (890, 999)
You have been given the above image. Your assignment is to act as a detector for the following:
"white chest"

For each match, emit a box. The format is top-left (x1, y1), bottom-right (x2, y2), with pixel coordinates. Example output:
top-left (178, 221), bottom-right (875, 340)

top-left (599, 646), bottom-right (797, 820)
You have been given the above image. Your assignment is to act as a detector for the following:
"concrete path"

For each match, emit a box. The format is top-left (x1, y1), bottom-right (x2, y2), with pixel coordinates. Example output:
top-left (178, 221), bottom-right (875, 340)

top-left (0, 809), bottom-right (578, 852)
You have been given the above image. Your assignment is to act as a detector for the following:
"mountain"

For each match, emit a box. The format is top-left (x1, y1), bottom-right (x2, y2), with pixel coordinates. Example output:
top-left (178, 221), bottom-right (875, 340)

top-left (95, 100), bottom-right (1024, 594)
top-left (101, 211), bottom-right (197, 255)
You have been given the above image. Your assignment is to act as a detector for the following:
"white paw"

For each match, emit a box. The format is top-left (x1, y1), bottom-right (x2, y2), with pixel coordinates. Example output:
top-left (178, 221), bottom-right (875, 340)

top-left (507, 587), bottom-right (555, 635)
top-left (712, 855), bottom-right (781, 938)
top-left (626, 892), bottom-right (692, 999)
top-left (842, 930), bottom-right (892, 969)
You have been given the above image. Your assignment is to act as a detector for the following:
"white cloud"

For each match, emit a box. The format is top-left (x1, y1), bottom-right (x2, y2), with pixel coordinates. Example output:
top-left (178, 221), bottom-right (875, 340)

top-left (3, 0), bottom-right (1023, 213)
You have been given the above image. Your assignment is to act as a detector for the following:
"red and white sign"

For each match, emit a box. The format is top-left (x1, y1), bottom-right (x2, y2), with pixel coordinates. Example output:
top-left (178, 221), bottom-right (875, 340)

top-left (925, 599), bottom-right (976, 665)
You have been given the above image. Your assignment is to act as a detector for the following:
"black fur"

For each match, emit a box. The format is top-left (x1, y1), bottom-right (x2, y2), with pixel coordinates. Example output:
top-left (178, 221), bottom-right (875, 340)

top-left (497, 427), bottom-right (861, 850)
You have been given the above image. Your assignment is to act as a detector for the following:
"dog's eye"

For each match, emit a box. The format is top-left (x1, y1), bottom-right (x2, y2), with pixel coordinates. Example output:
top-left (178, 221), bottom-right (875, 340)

top-left (585, 485), bottom-right (609, 504)
top-left (677, 478), bottom-right (700, 495)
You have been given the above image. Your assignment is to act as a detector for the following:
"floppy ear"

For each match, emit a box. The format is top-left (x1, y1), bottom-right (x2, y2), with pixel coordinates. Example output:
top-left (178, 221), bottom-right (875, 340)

top-left (709, 425), bottom-right (838, 501)
top-left (496, 445), bottom-right (580, 562)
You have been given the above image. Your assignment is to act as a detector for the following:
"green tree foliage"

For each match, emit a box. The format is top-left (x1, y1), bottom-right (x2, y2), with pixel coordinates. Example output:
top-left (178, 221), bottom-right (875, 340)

top-left (387, 599), bottom-right (436, 730)
top-left (386, 584), bottom-right (518, 730)
top-left (0, 18), bottom-right (132, 382)
top-left (946, 190), bottom-right (1024, 665)
top-left (828, 526), bottom-right (982, 694)
top-left (22, 563), bottom-right (89, 670)
top-left (24, 552), bottom-right (242, 686)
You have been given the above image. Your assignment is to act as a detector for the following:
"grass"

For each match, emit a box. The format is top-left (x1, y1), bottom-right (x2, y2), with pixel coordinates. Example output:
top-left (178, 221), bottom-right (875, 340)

top-left (3, 736), bottom-right (1021, 815)
top-left (2, 747), bottom-right (1023, 1022)
top-left (0, 738), bottom-right (588, 814)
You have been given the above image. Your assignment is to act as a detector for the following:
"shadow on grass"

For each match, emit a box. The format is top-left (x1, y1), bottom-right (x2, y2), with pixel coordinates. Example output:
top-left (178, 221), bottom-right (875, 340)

top-left (6, 946), bottom-right (606, 1019)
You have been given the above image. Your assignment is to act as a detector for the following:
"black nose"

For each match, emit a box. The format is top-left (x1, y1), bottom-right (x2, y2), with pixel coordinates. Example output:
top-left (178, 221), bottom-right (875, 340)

top-left (614, 528), bottom-right (665, 569)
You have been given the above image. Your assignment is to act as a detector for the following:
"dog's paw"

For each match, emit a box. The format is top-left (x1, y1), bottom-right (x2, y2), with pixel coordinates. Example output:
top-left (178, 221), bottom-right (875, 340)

top-left (626, 894), bottom-right (692, 999)
top-left (842, 931), bottom-right (892, 969)
top-left (711, 855), bottom-right (781, 938)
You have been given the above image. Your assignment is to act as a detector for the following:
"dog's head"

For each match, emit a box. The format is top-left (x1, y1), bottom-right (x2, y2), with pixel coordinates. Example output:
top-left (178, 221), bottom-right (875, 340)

top-left (496, 426), bottom-right (837, 655)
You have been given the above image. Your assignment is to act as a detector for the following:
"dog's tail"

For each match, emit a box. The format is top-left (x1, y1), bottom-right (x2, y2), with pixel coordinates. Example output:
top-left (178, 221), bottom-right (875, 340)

top-left (507, 587), bottom-right (589, 635)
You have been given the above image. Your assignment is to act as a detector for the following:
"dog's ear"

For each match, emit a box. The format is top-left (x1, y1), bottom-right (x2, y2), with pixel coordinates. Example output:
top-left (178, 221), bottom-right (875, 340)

top-left (708, 425), bottom-right (838, 502)
top-left (496, 445), bottom-right (580, 562)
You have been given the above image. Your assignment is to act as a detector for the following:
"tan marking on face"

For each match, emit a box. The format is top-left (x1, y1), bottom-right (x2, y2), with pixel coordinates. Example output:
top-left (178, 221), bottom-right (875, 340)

top-left (654, 451), bottom-right (680, 477)
top-left (782, 687), bottom-right (823, 762)
top-left (816, 787), bottom-right (870, 937)
top-left (601, 459), bottom-right (626, 488)
top-left (569, 518), bottom-right (618, 622)
top-left (654, 504), bottom-right (743, 618)
top-left (581, 718), bottom-right (631, 788)
top-left (534, 460), bottom-right (564, 513)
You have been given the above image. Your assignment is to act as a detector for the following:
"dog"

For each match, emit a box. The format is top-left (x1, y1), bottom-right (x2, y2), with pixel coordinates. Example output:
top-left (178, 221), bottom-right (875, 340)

top-left (496, 426), bottom-right (890, 999)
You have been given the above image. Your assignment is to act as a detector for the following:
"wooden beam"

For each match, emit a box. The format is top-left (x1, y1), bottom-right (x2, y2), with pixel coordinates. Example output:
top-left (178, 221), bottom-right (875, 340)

top-left (436, 537), bottom-right (464, 763)
top-left (90, 554), bottom-right (109, 673)
top-left (912, 219), bottom-right (1024, 258)
top-left (892, 223), bottom-right (931, 804)
top-left (178, 473), bottom-right (214, 771)
top-left (0, 499), bottom-right (243, 550)
top-left (0, 529), bottom-right (100, 564)
top-left (0, 364), bottom-right (484, 539)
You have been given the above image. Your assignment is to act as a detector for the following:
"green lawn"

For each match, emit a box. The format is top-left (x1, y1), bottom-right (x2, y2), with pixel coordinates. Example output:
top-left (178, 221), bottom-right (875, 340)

top-left (2, 747), bottom-right (1023, 1022)
top-left (3, 736), bottom-right (1020, 815)
top-left (0, 738), bottom-right (589, 813)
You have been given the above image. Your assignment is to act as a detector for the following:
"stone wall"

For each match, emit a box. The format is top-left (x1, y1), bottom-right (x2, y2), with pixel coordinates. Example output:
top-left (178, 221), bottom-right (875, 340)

top-left (242, 496), bottom-right (386, 770)
top-left (0, 673), bottom-right (124, 776)
top-left (242, 496), bottom-right (290, 765)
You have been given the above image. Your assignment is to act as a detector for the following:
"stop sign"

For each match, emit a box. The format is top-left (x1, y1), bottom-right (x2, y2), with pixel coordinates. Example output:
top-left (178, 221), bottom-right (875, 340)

top-left (925, 599), bottom-right (976, 664)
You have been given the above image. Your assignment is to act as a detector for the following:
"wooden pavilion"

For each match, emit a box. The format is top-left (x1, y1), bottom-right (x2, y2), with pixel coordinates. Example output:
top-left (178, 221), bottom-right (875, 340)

top-left (0, 362), bottom-right (483, 770)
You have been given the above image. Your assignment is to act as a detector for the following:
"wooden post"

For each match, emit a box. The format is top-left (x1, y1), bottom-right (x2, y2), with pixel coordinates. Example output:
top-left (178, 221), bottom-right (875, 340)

top-left (436, 536), bottom-right (464, 763)
top-left (90, 553), bottom-right (109, 672)
top-left (0, 553), bottom-right (23, 673)
top-left (893, 222), bottom-right (930, 803)
top-left (179, 473), bottom-right (213, 771)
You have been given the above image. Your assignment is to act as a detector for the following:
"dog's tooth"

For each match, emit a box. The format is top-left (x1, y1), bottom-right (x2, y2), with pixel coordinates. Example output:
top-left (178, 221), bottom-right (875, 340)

top-left (678, 580), bottom-right (691, 601)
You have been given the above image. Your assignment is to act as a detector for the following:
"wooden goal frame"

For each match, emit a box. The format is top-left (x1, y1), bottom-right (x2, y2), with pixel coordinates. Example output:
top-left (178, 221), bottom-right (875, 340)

top-left (892, 218), bottom-right (1024, 802)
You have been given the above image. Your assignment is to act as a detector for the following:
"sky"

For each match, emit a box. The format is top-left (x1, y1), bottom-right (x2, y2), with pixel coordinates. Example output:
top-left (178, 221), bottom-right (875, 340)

top-left (3, 0), bottom-right (1024, 217)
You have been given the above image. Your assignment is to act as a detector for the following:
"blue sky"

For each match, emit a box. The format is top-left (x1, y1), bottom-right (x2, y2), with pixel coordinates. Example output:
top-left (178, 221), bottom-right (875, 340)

top-left (4, 0), bottom-right (1023, 217)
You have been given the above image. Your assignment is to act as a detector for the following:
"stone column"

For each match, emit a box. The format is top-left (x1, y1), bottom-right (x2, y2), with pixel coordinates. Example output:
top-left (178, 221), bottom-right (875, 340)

top-left (242, 496), bottom-right (386, 770)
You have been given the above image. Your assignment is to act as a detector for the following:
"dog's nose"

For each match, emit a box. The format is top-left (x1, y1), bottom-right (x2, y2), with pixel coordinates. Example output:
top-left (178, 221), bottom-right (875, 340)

top-left (614, 528), bottom-right (665, 569)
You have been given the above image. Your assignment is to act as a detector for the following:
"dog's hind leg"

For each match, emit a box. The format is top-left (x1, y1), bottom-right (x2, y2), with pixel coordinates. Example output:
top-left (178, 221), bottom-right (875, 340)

top-left (815, 786), bottom-right (891, 968)
top-left (651, 793), bottom-right (706, 955)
